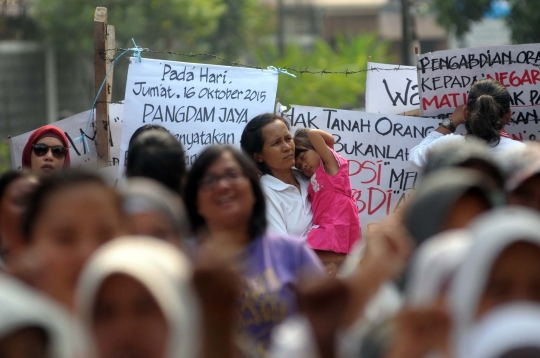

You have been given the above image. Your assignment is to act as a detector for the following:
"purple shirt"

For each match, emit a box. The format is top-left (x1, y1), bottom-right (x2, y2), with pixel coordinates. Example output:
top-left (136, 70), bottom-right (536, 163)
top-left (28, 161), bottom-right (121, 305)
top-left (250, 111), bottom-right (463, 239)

top-left (237, 233), bottom-right (324, 355)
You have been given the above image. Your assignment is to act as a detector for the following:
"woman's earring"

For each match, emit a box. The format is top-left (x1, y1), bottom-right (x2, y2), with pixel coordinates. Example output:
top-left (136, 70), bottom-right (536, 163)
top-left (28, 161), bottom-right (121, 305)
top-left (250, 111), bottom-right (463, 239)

top-left (254, 154), bottom-right (263, 163)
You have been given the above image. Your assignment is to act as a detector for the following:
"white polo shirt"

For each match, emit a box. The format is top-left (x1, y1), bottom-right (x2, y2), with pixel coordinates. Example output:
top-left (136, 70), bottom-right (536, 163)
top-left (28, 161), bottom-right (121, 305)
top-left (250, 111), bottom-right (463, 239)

top-left (260, 170), bottom-right (313, 241)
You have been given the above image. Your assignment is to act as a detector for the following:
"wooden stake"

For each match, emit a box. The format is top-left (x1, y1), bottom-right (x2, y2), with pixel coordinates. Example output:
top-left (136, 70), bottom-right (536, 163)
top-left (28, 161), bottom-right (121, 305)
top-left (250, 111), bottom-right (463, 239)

top-left (106, 25), bottom-right (115, 105)
top-left (415, 46), bottom-right (419, 55)
top-left (368, 56), bottom-right (371, 62)
top-left (400, 108), bottom-right (421, 117)
top-left (106, 25), bottom-right (115, 159)
top-left (274, 98), bottom-right (280, 115)
top-left (94, 7), bottom-right (110, 168)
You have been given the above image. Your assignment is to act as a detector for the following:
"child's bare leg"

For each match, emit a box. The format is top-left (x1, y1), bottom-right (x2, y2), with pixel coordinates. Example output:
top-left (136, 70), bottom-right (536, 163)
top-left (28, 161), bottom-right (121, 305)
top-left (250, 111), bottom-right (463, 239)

top-left (314, 250), bottom-right (347, 276)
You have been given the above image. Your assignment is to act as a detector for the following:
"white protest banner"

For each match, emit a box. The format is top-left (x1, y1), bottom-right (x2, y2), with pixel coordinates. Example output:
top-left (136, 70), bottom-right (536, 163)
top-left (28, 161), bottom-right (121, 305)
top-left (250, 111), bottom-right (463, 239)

top-left (284, 105), bottom-right (437, 230)
top-left (9, 103), bottom-right (124, 170)
top-left (365, 62), bottom-right (418, 114)
top-left (418, 44), bottom-right (540, 141)
top-left (120, 57), bottom-right (278, 170)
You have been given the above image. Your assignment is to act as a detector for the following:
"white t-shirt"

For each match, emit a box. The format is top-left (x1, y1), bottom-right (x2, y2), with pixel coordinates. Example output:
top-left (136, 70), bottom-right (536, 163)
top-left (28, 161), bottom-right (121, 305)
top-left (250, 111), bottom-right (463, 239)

top-left (410, 131), bottom-right (525, 169)
top-left (260, 170), bottom-right (313, 240)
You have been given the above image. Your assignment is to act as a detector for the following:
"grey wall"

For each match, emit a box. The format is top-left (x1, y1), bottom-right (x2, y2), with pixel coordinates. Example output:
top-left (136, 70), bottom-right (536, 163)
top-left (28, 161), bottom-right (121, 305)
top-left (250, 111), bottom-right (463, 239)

top-left (0, 41), bottom-right (95, 140)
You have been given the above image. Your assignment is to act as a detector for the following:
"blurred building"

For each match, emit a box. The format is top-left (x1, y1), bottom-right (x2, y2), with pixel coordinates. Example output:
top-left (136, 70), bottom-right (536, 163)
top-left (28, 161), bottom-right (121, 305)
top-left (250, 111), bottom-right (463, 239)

top-left (0, 0), bottom-right (512, 141)
top-left (0, 0), bottom-right (93, 140)
top-left (270, 0), bottom-right (448, 63)
top-left (448, 0), bottom-right (511, 48)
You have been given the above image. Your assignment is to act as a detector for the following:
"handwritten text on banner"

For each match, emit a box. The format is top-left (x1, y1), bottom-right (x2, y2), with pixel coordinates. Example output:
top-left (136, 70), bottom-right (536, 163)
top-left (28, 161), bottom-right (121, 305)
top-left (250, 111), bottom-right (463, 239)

top-left (417, 43), bottom-right (540, 135)
top-left (120, 58), bottom-right (278, 170)
top-left (365, 62), bottom-right (418, 114)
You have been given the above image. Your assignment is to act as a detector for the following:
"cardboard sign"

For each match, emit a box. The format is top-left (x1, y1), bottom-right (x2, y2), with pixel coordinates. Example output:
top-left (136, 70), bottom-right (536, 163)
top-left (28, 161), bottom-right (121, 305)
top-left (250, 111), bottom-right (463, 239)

top-left (285, 105), bottom-right (437, 229)
top-left (365, 62), bottom-right (419, 114)
top-left (9, 103), bottom-right (124, 170)
top-left (417, 43), bottom-right (540, 141)
top-left (119, 58), bottom-right (278, 171)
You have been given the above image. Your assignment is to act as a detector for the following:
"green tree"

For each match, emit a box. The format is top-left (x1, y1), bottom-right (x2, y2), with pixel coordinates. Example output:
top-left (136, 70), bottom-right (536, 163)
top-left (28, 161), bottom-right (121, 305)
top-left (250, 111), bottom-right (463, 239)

top-left (431, 0), bottom-right (540, 44)
top-left (432, 0), bottom-right (492, 39)
top-left (29, 0), bottom-right (274, 102)
top-left (209, 0), bottom-right (275, 58)
top-left (254, 34), bottom-right (393, 109)
top-left (30, 0), bottom-right (227, 53)
top-left (506, 0), bottom-right (540, 43)
top-left (0, 140), bottom-right (11, 173)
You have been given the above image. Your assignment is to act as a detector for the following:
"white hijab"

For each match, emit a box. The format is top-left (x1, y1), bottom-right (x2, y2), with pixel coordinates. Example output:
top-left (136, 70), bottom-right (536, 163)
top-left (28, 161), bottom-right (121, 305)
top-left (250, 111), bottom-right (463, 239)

top-left (76, 236), bottom-right (200, 358)
top-left (460, 303), bottom-right (540, 358)
top-left (0, 272), bottom-right (86, 358)
top-left (448, 207), bottom-right (540, 346)
top-left (406, 230), bottom-right (471, 307)
top-left (122, 178), bottom-right (192, 239)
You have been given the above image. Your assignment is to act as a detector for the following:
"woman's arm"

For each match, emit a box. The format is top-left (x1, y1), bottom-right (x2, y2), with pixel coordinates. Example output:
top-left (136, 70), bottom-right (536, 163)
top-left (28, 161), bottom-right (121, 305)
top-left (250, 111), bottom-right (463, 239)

top-left (341, 220), bottom-right (412, 327)
top-left (307, 129), bottom-right (339, 176)
top-left (298, 278), bottom-right (349, 358)
top-left (409, 131), bottom-right (446, 169)
top-left (409, 105), bottom-right (465, 169)
top-left (193, 248), bottom-right (241, 358)
top-left (434, 104), bottom-right (465, 135)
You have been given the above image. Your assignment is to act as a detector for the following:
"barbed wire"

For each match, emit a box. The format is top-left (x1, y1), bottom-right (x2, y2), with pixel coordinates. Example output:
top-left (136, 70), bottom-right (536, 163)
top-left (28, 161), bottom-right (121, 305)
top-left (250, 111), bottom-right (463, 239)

top-left (102, 48), bottom-right (417, 75)
top-left (102, 47), bottom-right (540, 75)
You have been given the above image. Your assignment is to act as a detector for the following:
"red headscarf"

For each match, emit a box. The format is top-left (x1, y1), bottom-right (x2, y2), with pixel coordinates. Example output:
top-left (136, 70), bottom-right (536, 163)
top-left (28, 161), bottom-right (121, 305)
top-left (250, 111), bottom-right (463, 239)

top-left (500, 128), bottom-right (511, 139)
top-left (22, 125), bottom-right (71, 169)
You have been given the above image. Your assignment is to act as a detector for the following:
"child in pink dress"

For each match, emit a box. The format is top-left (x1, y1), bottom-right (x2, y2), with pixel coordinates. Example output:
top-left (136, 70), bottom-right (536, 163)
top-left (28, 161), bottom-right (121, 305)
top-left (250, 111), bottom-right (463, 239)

top-left (294, 128), bottom-right (361, 271)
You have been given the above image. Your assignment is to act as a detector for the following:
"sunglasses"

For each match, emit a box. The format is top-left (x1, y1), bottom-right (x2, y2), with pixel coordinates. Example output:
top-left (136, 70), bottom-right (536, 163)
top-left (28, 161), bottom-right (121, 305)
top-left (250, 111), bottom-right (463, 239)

top-left (31, 144), bottom-right (68, 159)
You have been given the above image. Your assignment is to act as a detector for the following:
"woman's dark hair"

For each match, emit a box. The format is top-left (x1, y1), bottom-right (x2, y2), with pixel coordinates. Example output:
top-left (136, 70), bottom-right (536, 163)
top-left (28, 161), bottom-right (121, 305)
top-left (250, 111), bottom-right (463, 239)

top-left (240, 113), bottom-right (290, 175)
top-left (128, 124), bottom-right (169, 149)
top-left (499, 347), bottom-right (540, 358)
top-left (126, 130), bottom-right (186, 195)
top-left (0, 171), bottom-right (25, 202)
top-left (183, 145), bottom-right (267, 240)
top-left (465, 79), bottom-right (512, 146)
top-left (21, 170), bottom-right (120, 242)
top-left (293, 128), bottom-right (314, 158)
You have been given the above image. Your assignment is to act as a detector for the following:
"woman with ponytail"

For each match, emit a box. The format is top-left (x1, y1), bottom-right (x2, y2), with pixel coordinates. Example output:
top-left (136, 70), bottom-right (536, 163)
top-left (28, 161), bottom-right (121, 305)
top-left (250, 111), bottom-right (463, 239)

top-left (410, 79), bottom-right (524, 170)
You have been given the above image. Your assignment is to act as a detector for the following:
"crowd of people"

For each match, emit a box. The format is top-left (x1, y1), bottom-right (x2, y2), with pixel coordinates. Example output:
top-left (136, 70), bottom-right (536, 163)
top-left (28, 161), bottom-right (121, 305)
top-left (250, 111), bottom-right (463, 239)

top-left (0, 78), bottom-right (540, 358)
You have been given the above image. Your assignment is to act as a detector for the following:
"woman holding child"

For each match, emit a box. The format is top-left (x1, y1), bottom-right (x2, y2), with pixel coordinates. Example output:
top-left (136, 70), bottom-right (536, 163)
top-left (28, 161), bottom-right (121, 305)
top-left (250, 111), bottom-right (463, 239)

top-left (241, 114), bottom-right (360, 272)
top-left (240, 114), bottom-right (313, 239)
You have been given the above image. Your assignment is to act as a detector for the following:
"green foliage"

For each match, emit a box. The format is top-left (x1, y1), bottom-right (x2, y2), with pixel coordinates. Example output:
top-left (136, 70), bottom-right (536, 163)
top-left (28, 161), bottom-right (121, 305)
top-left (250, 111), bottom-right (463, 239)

top-left (432, 0), bottom-right (540, 43)
top-left (0, 140), bottom-right (12, 174)
top-left (29, 0), bottom-right (272, 102)
top-left (254, 34), bottom-right (393, 109)
top-left (30, 0), bottom-right (227, 53)
top-left (432, 0), bottom-right (492, 38)
top-left (209, 0), bottom-right (275, 58)
top-left (507, 0), bottom-right (540, 43)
